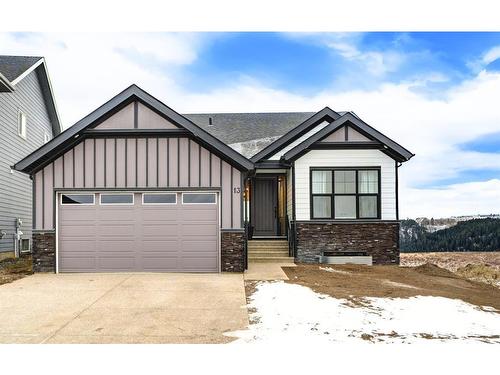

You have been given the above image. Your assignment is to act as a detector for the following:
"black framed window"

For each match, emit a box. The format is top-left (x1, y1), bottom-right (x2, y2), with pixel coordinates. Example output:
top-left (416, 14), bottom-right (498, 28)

top-left (310, 168), bottom-right (380, 219)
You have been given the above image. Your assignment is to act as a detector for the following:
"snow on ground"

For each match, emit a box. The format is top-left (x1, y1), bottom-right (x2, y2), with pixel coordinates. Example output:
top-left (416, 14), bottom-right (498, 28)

top-left (228, 281), bottom-right (500, 343)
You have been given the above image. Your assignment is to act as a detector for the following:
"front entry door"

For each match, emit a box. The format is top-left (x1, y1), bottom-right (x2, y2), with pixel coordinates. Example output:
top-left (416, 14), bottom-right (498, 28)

top-left (252, 177), bottom-right (277, 236)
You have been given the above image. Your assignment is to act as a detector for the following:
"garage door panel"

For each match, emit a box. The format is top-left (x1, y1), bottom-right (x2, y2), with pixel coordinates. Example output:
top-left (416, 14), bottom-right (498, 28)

top-left (98, 240), bottom-right (135, 253)
top-left (181, 240), bottom-right (217, 252)
top-left (180, 209), bottom-right (217, 221)
top-left (59, 239), bottom-right (96, 253)
top-left (180, 257), bottom-right (218, 271)
top-left (142, 209), bottom-right (179, 221)
top-left (60, 208), bottom-right (96, 221)
top-left (98, 208), bottom-right (136, 221)
top-left (58, 191), bottom-right (219, 272)
top-left (58, 225), bottom-right (95, 238)
top-left (181, 223), bottom-right (217, 236)
top-left (142, 240), bottom-right (179, 253)
top-left (141, 224), bottom-right (179, 237)
top-left (59, 257), bottom-right (97, 271)
top-left (98, 257), bottom-right (137, 270)
top-left (142, 257), bottom-right (179, 271)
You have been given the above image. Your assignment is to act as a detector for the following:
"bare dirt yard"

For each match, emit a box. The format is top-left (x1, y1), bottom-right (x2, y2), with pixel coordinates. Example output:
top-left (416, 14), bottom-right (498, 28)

top-left (282, 263), bottom-right (500, 310)
top-left (0, 257), bottom-right (33, 286)
top-left (233, 261), bottom-right (500, 343)
top-left (401, 252), bottom-right (500, 287)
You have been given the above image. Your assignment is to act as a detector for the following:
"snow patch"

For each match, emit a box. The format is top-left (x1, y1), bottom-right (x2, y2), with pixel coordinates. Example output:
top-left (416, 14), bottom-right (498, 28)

top-left (228, 281), bottom-right (500, 343)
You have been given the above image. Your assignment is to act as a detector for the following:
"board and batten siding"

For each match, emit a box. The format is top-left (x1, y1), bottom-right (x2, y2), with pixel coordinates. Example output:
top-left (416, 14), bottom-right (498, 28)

top-left (294, 149), bottom-right (396, 221)
top-left (33, 137), bottom-right (242, 231)
top-left (0, 69), bottom-right (54, 253)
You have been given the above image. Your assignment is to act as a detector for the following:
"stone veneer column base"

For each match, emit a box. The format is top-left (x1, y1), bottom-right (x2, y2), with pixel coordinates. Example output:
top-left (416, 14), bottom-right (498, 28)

top-left (32, 231), bottom-right (56, 272)
top-left (295, 222), bottom-right (399, 265)
top-left (221, 230), bottom-right (245, 272)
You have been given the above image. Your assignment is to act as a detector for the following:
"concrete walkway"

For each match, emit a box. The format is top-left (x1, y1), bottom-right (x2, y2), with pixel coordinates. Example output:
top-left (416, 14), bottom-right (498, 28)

top-left (0, 273), bottom-right (248, 344)
top-left (244, 262), bottom-right (296, 281)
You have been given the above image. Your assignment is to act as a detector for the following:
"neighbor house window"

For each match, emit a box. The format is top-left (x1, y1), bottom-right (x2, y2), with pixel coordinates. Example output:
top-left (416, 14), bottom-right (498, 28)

top-left (18, 111), bottom-right (27, 139)
top-left (310, 168), bottom-right (380, 219)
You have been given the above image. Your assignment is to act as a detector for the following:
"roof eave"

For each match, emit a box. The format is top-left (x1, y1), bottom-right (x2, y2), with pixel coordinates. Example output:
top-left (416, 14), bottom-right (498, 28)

top-left (282, 113), bottom-right (414, 162)
top-left (250, 107), bottom-right (342, 162)
top-left (0, 71), bottom-right (14, 92)
top-left (14, 85), bottom-right (254, 174)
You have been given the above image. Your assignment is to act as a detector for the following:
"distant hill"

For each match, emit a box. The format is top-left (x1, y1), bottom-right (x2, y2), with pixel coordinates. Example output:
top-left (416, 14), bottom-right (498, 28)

top-left (400, 218), bottom-right (500, 252)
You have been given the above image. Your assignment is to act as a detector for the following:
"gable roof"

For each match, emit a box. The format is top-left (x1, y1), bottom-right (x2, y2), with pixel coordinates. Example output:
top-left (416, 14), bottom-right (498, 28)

top-left (13, 84), bottom-right (254, 174)
top-left (282, 112), bottom-right (414, 162)
top-left (0, 55), bottom-right (62, 135)
top-left (250, 107), bottom-right (343, 162)
top-left (0, 55), bottom-right (42, 83)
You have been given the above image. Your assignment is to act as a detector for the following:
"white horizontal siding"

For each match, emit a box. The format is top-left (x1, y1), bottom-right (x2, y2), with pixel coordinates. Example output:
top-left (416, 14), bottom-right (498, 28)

top-left (268, 121), bottom-right (329, 160)
top-left (294, 149), bottom-right (396, 221)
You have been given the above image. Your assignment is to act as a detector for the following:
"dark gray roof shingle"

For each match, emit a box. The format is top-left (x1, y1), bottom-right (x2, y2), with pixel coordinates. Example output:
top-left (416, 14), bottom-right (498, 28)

top-left (184, 111), bottom-right (349, 157)
top-left (183, 112), bottom-right (316, 145)
top-left (0, 55), bottom-right (42, 82)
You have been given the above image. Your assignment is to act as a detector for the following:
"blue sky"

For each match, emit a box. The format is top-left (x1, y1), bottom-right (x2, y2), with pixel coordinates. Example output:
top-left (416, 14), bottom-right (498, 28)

top-left (180, 32), bottom-right (500, 94)
top-left (2, 32), bottom-right (500, 216)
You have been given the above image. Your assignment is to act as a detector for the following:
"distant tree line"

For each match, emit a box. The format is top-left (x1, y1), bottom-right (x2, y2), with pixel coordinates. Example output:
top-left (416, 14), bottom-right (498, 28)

top-left (400, 218), bottom-right (500, 252)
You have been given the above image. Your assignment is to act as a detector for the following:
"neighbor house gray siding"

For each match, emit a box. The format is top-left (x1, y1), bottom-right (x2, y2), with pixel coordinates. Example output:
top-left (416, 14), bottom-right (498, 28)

top-left (0, 70), bottom-right (54, 253)
top-left (33, 136), bottom-right (243, 231)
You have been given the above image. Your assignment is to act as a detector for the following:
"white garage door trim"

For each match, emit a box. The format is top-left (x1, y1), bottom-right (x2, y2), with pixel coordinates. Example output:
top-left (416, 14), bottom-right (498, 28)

top-left (55, 189), bottom-right (221, 273)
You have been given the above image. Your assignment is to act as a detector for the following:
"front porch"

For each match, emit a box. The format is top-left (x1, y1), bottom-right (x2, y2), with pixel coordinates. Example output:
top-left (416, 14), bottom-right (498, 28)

top-left (244, 170), bottom-right (295, 264)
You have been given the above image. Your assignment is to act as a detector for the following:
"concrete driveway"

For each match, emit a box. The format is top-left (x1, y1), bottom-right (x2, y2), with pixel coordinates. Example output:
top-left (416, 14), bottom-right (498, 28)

top-left (0, 273), bottom-right (248, 344)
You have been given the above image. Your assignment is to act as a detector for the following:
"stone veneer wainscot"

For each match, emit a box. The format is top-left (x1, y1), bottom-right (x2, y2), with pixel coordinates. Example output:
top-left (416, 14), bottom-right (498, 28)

top-left (32, 231), bottom-right (56, 272)
top-left (295, 222), bottom-right (399, 265)
top-left (220, 230), bottom-right (245, 272)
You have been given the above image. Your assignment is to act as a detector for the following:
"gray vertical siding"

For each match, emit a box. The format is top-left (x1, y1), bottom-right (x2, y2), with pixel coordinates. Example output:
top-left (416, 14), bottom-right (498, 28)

top-left (0, 69), bottom-right (55, 253)
top-left (34, 136), bottom-right (243, 230)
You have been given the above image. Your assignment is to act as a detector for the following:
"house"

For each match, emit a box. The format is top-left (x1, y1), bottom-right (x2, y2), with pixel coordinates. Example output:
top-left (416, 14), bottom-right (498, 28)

top-left (0, 56), bottom-right (61, 260)
top-left (14, 84), bottom-right (413, 273)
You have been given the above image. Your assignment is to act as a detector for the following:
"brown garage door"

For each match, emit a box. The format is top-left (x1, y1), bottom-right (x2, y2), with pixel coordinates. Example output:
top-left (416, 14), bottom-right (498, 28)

top-left (57, 192), bottom-right (219, 272)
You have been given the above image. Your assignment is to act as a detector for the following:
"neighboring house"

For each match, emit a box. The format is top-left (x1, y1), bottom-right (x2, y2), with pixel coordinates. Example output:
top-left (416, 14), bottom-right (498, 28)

top-left (0, 56), bottom-right (61, 259)
top-left (14, 85), bottom-right (413, 273)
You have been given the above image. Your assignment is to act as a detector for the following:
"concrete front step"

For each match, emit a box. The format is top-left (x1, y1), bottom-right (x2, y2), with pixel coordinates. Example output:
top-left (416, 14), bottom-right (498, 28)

top-left (248, 252), bottom-right (290, 258)
top-left (248, 248), bottom-right (289, 252)
top-left (248, 240), bottom-right (288, 245)
top-left (248, 243), bottom-right (289, 249)
top-left (248, 256), bottom-right (295, 263)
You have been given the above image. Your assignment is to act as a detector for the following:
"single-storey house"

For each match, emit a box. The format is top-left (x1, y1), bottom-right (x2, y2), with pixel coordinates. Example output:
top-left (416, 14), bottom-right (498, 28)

top-left (14, 85), bottom-right (413, 273)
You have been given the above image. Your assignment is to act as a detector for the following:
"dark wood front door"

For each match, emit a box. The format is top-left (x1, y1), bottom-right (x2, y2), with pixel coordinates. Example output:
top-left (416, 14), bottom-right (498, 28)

top-left (252, 177), bottom-right (277, 236)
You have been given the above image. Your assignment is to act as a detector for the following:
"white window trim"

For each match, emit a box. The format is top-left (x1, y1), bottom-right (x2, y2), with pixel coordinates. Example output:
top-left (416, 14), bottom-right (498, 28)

top-left (44, 132), bottom-right (51, 144)
top-left (60, 193), bottom-right (95, 206)
top-left (18, 110), bottom-right (27, 139)
top-left (99, 193), bottom-right (135, 205)
top-left (181, 192), bottom-right (218, 205)
top-left (141, 192), bottom-right (177, 205)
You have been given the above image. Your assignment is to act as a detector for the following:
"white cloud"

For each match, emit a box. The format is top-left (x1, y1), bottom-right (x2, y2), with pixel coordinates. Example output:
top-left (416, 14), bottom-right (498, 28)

top-left (400, 179), bottom-right (500, 218)
top-left (2, 32), bottom-right (500, 217)
top-left (481, 45), bottom-right (500, 65)
top-left (468, 44), bottom-right (500, 72)
top-left (0, 33), bottom-right (207, 125)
